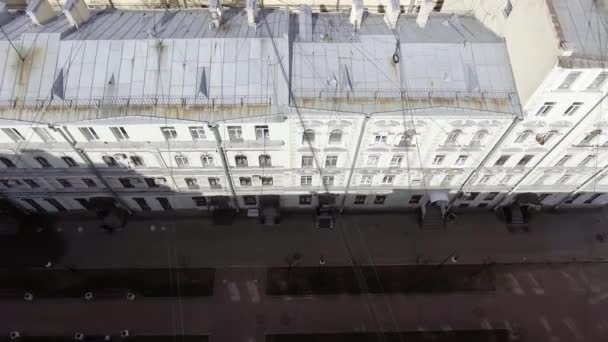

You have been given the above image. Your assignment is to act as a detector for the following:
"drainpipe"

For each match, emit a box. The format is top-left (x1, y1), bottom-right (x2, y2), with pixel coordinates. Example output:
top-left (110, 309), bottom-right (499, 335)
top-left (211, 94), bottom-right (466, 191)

top-left (552, 164), bottom-right (608, 209)
top-left (207, 123), bottom-right (239, 210)
top-left (49, 124), bottom-right (133, 215)
top-left (339, 114), bottom-right (371, 213)
top-left (495, 91), bottom-right (608, 209)
top-left (449, 115), bottom-right (521, 207)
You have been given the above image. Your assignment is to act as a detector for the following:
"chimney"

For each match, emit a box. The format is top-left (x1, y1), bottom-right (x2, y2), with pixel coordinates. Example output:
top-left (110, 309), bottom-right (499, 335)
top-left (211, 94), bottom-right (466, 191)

top-left (416, 0), bottom-right (433, 28)
top-left (298, 5), bottom-right (312, 41)
top-left (208, 0), bottom-right (222, 29)
top-left (63, 0), bottom-right (91, 29)
top-left (246, 0), bottom-right (257, 28)
top-left (383, 0), bottom-right (400, 29)
top-left (349, 0), bottom-right (364, 30)
top-left (26, 0), bottom-right (55, 26)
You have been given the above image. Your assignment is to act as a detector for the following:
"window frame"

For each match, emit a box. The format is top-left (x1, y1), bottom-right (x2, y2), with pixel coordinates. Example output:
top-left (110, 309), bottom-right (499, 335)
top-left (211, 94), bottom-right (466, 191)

top-left (328, 129), bottom-right (343, 144)
top-left (185, 177), bottom-right (199, 190)
top-left (62, 156), bottom-right (78, 167)
top-left (161, 126), bottom-right (178, 140)
top-left (558, 71), bottom-right (582, 89)
top-left (175, 155), bottom-right (190, 167)
top-left (189, 126), bottom-right (207, 140)
top-left (227, 126), bottom-right (243, 141)
top-left (325, 155), bottom-right (338, 168)
top-left (535, 102), bottom-right (556, 116)
top-left (35, 156), bottom-right (52, 168)
top-left (79, 127), bottom-right (100, 141)
top-left (255, 125), bottom-right (270, 140)
top-left (300, 176), bottom-right (312, 186)
top-left (239, 177), bottom-right (252, 186)
top-left (110, 126), bottom-right (129, 141)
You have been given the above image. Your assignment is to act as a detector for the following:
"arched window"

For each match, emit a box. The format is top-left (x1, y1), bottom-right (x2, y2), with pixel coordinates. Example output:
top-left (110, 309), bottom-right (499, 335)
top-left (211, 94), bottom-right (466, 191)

top-left (174, 155), bottom-right (189, 167)
top-left (259, 154), bottom-right (271, 167)
top-left (397, 130), bottom-right (416, 147)
top-left (62, 156), bottom-right (78, 167)
top-left (514, 130), bottom-right (533, 143)
top-left (302, 129), bottom-right (315, 144)
top-left (201, 155), bottom-right (214, 167)
top-left (235, 155), bottom-right (248, 167)
top-left (470, 129), bottom-right (488, 146)
top-left (0, 157), bottom-right (15, 168)
top-left (35, 156), bottom-right (51, 168)
top-left (328, 129), bottom-right (343, 144)
top-left (103, 156), bottom-right (118, 167)
top-left (580, 130), bottom-right (602, 145)
top-left (444, 129), bottom-right (462, 145)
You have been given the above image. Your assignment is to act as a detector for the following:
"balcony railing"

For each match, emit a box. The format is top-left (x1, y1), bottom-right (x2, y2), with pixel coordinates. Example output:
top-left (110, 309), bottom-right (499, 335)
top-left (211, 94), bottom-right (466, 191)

top-left (293, 88), bottom-right (516, 101)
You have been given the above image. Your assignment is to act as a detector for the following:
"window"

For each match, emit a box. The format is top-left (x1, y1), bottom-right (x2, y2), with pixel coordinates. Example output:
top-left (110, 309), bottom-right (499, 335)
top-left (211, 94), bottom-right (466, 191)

top-left (144, 178), bottom-right (158, 188)
top-left (33, 127), bottom-right (55, 142)
top-left (537, 194), bottom-right (550, 202)
top-left (74, 198), bottom-right (90, 210)
top-left (23, 199), bottom-right (45, 212)
top-left (494, 155), bottom-right (510, 166)
top-left (161, 127), bottom-right (178, 140)
top-left (579, 130), bottom-right (602, 145)
top-left (367, 155), bottom-right (380, 166)
top-left (103, 156), bottom-right (118, 167)
top-left (382, 175), bottom-right (394, 184)
top-left (517, 155), bottom-right (534, 166)
top-left (301, 156), bottom-right (314, 168)
top-left (329, 129), bottom-right (343, 144)
top-left (397, 130), bottom-right (415, 147)
top-left (579, 154), bottom-right (595, 166)
top-left (301, 176), bottom-right (312, 186)
top-left (409, 195), bottom-right (422, 204)
top-left (192, 196), bottom-right (207, 206)
top-left (62, 156), bottom-right (78, 167)
top-left (157, 197), bottom-right (172, 211)
top-left (501, 175), bottom-right (513, 184)
top-left (478, 175), bottom-right (492, 184)
top-left (584, 193), bottom-right (602, 204)
top-left (374, 195), bottom-right (387, 204)
top-left (189, 126), bottom-right (206, 140)
top-left (535, 174), bottom-right (550, 185)
top-left (463, 192), bottom-right (479, 201)
top-left (441, 175), bottom-right (454, 185)
top-left (35, 156), bottom-right (51, 168)
top-left (478, 203), bottom-right (488, 208)
top-left (564, 102), bottom-right (583, 116)
top-left (514, 130), bottom-right (532, 143)
top-left (445, 129), bottom-right (462, 145)
top-left (258, 154), bottom-right (271, 167)
top-left (261, 177), bottom-right (273, 185)
top-left (503, 0), bottom-right (512, 17)
top-left (243, 196), bottom-right (257, 206)
top-left (79, 127), bottom-right (99, 141)
top-left (470, 130), bottom-right (488, 146)
top-left (2, 128), bottom-right (25, 142)
top-left (558, 71), bottom-right (581, 89)
top-left (302, 129), bottom-right (315, 144)
top-left (235, 155), bottom-right (248, 167)
top-left (119, 178), bottom-right (134, 188)
top-left (24, 179), bottom-right (39, 188)
top-left (175, 155), bottom-right (189, 167)
top-left (208, 178), bottom-right (220, 187)
top-left (389, 155), bottom-right (403, 167)
top-left (374, 132), bottom-right (388, 144)
top-left (354, 195), bottom-right (366, 204)
top-left (325, 156), bottom-right (338, 168)
top-left (130, 156), bottom-right (144, 166)
top-left (255, 125), bottom-right (270, 140)
top-left (459, 203), bottom-right (470, 208)
top-left (540, 130), bottom-right (558, 144)
top-left (553, 155), bottom-right (571, 167)
top-left (564, 194), bottom-right (582, 204)
top-left (83, 178), bottom-right (97, 188)
top-left (323, 176), bottom-right (334, 185)
top-left (535, 102), bottom-right (556, 116)
top-left (432, 155), bottom-right (445, 165)
top-left (0, 157), bottom-right (15, 168)
top-left (455, 155), bottom-right (468, 165)
top-left (201, 155), bottom-right (214, 167)
top-left (45, 198), bottom-right (66, 212)
top-left (588, 72), bottom-right (608, 90)
top-left (227, 126), bottom-right (243, 141)
top-left (361, 175), bottom-right (373, 185)
top-left (133, 198), bottom-right (151, 211)
top-left (185, 178), bottom-right (199, 190)
top-left (110, 127), bottom-right (129, 140)
top-left (484, 192), bottom-right (499, 201)
top-left (557, 174), bottom-right (572, 184)
top-left (0, 179), bottom-right (18, 188)
top-left (299, 195), bottom-right (312, 205)
top-left (240, 177), bottom-right (252, 186)
top-left (57, 178), bottom-right (72, 188)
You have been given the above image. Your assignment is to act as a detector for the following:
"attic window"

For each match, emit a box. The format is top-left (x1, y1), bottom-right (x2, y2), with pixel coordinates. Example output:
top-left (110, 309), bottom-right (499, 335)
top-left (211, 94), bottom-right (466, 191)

top-left (503, 0), bottom-right (513, 17)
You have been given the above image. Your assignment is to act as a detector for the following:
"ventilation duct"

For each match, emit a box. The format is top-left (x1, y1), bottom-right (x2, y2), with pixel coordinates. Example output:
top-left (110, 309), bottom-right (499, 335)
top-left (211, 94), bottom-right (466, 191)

top-left (63, 0), bottom-right (90, 29)
top-left (246, 0), bottom-right (257, 28)
top-left (26, 0), bottom-right (55, 26)
top-left (349, 0), bottom-right (364, 30)
top-left (416, 0), bottom-right (433, 28)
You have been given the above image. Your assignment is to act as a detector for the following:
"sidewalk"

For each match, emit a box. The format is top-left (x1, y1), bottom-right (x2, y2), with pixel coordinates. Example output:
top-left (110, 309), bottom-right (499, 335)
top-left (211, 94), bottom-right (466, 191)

top-left (42, 207), bottom-right (608, 269)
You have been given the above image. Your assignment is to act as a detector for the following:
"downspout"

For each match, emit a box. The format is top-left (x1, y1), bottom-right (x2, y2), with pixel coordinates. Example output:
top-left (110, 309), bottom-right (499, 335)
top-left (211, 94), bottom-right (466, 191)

top-left (449, 114), bottom-right (522, 206)
top-left (49, 124), bottom-right (133, 215)
top-left (495, 91), bottom-right (608, 208)
top-left (339, 114), bottom-right (371, 213)
top-left (552, 164), bottom-right (608, 209)
top-left (208, 123), bottom-right (239, 210)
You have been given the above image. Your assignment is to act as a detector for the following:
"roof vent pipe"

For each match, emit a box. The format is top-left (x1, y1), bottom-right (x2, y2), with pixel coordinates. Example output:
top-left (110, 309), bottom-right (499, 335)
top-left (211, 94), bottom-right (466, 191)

top-left (63, 0), bottom-right (91, 29)
top-left (26, 0), bottom-right (56, 26)
top-left (416, 0), bottom-right (434, 28)
top-left (383, 0), bottom-right (400, 29)
top-left (349, 0), bottom-right (364, 30)
top-left (246, 0), bottom-right (257, 28)
top-left (208, 0), bottom-right (222, 29)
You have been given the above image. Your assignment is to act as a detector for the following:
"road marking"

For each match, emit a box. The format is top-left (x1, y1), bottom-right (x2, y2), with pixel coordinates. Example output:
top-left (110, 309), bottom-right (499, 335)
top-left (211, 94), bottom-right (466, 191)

top-left (480, 319), bottom-right (492, 330)
top-left (578, 270), bottom-right (601, 293)
top-left (561, 271), bottom-right (585, 292)
top-left (227, 282), bottom-right (240, 302)
top-left (526, 272), bottom-right (545, 295)
top-left (563, 317), bottom-right (584, 341)
top-left (505, 272), bottom-right (524, 295)
top-left (440, 324), bottom-right (452, 331)
top-left (588, 291), bottom-right (608, 305)
top-left (246, 280), bottom-right (260, 303)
